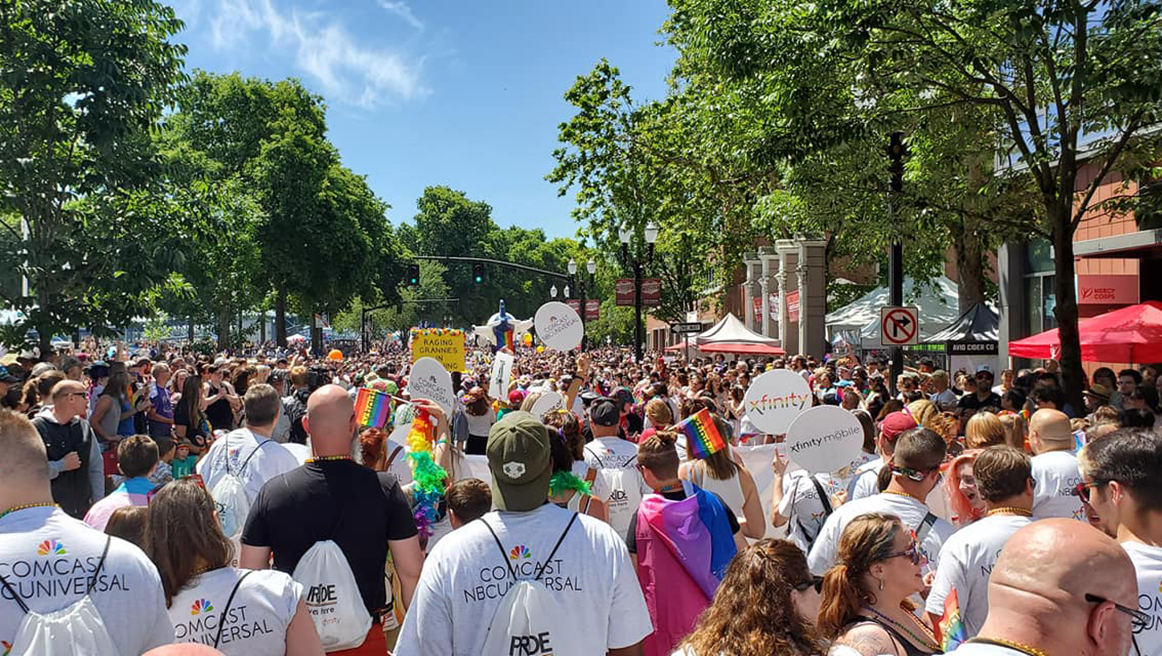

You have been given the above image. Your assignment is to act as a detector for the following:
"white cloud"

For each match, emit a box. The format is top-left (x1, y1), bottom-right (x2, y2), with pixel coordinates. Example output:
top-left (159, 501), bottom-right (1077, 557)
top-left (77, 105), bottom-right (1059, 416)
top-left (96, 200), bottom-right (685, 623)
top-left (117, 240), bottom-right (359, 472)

top-left (376, 0), bottom-right (423, 32)
top-left (206, 0), bottom-right (426, 108)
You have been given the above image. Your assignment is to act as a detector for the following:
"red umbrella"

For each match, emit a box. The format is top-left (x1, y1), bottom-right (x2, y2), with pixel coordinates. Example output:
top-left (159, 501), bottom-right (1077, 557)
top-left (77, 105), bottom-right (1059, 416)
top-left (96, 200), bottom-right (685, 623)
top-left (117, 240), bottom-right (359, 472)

top-left (1008, 301), bottom-right (1162, 363)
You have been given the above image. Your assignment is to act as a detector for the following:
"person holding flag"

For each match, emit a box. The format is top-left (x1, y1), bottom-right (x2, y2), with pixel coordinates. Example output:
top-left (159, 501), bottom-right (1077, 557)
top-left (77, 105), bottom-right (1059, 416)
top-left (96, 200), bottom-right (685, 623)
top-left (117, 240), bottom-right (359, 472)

top-left (627, 415), bottom-right (745, 656)
top-left (925, 446), bottom-right (1035, 650)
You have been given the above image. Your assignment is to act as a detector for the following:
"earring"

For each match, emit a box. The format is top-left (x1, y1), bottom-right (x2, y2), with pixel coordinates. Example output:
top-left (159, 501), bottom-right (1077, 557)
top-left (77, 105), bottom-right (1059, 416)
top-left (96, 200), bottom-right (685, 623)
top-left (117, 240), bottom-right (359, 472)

top-left (878, 578), bottom-right (885, 591)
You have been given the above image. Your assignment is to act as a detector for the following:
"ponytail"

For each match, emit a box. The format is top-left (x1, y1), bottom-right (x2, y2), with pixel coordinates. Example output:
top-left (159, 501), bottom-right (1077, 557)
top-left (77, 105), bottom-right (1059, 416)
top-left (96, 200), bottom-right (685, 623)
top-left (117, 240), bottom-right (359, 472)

top-left (816, 563), bottom-right (866, 639)
top-left (876, 458), bottom-right (894, 492)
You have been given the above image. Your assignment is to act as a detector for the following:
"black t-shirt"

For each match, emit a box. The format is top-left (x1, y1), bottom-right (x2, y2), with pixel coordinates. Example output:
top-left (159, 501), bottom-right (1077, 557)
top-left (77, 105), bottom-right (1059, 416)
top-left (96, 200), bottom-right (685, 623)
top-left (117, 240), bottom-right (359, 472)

top-left (957, 391), bottom-right (1002, 413)
top-left (625, 487), bottom-right (740, 554)
top-left (241, 460), bottom-right (418, 614)
top-left (205, 385), bottom-right (235, 431)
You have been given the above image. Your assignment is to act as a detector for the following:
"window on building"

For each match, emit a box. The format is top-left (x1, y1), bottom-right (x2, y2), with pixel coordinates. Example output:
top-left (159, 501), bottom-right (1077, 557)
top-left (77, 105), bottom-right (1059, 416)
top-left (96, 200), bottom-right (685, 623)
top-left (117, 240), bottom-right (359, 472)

top-left (1138, 178), bottom-right (1162, 230)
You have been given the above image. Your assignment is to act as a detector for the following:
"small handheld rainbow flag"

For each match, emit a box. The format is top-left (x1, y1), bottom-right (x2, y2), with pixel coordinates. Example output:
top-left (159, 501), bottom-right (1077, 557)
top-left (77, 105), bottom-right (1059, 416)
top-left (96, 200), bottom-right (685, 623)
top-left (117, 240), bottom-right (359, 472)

top-left (938, 587), bottom-right (968, 651)
top-left (354, 387), bottom-right (391, 428)
top-left (675, 408), bottom-right (727, 459)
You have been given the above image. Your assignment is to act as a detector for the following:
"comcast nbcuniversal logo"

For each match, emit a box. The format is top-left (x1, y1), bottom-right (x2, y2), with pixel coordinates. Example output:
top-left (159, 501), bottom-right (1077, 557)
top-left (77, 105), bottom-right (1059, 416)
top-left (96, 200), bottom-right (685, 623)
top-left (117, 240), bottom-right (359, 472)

top-left (509, 545), bottom-right (531, 560)
top-left (36, 539), bottom-right (65, 556)
top-left (190, 599), bottom-right (214, 616)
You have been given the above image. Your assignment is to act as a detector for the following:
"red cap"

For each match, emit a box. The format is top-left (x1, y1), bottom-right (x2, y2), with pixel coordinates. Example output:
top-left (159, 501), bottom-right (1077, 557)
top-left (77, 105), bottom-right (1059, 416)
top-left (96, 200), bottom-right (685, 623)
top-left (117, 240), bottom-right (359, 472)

top-left (879, 411), bottom-right (918, 443)
top-left (508, 389), bottom-right (526, 404)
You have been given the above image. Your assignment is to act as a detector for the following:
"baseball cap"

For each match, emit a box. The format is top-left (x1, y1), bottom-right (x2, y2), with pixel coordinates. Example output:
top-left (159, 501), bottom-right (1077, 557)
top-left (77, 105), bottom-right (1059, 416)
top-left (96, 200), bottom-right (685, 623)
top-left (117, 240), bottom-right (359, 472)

top-left (879, 411), bottom-right (918, 443)
top-left (508, 389), bottom-right (526, 405)
top-left (975, 365), bottom-right (994, 377)
top-left (590, 397), bottom-right (620, 427)
top-left (487, 411), bottom-right (553, 511)
top-left (0, 365), bottom-right (17, 384)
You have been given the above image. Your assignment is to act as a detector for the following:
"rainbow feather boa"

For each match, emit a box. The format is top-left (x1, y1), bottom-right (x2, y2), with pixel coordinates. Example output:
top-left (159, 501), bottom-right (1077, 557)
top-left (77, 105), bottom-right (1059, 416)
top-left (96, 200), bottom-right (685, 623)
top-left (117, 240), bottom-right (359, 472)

top-left (406, 409), bottom-right (448, 538)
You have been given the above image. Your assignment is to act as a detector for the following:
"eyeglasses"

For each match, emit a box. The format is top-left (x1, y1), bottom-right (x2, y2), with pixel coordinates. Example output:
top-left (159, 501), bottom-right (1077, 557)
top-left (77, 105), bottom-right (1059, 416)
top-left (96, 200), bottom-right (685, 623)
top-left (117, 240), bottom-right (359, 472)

top-left (883, 536), bottom-right (926, 566)
top-left (1073, 480), bottom-right (1107, 504)
top-left (1085, 593), bottom-right (1149, 631)
top-left (795, 575), bottom-right (824, 594)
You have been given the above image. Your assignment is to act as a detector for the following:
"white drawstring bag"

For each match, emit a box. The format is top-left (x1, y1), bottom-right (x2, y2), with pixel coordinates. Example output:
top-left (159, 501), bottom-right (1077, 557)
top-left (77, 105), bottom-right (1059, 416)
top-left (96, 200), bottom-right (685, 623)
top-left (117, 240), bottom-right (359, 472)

top-left (292, 539), bottom-right (372, 652)
top-left (0, 538), bottom-right (118, 656)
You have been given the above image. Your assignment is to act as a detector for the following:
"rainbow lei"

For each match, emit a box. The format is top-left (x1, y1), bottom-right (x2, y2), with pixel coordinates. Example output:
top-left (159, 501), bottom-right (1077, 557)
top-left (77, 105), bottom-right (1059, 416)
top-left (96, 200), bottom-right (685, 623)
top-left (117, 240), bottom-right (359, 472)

top-left (406, 408), bottom-right (448, 538)
top-left (549, 471), bottom-right (591, 497)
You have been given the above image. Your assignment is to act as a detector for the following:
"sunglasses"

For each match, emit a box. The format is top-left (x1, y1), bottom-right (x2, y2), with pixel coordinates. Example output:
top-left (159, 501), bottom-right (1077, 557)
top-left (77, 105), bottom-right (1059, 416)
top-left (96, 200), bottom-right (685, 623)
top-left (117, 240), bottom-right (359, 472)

top-left (1074, 480), bottom-right (1107, 504)
top-left (795, 575), bottom-right (824, 594)
top-left (1085, 593), bottom-right (1149, 630)
top-left (883, 533), bottom-right (927, 566)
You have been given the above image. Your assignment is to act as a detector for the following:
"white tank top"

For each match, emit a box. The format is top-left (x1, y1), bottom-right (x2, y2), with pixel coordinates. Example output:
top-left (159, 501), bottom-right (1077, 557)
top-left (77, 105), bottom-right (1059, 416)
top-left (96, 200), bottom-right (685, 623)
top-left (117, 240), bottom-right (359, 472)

top-left (686, 462), bottom-right (746, 520)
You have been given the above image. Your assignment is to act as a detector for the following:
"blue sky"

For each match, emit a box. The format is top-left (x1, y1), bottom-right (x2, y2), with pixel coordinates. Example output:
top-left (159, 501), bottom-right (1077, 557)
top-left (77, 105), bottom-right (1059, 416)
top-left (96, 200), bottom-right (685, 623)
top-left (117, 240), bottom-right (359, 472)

top-left (167, 0), bottom-right (677, 239)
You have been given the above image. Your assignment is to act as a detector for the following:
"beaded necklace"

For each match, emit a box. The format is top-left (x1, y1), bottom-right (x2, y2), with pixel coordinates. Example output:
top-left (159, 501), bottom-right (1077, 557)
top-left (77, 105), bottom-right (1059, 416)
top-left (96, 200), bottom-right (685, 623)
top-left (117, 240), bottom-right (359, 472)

top-left (967, 636), bottom-right (1049, 656)
top-left (306, 454), bottom-right (353, 463)
top-left (861, 605), bottom-right (939, 652)
top-left (0, 502), bottom-right (57, 521)
top-left (987, 506), bottom-right (1033, 517)
top-left (881, 488), bottom-right (926, 504)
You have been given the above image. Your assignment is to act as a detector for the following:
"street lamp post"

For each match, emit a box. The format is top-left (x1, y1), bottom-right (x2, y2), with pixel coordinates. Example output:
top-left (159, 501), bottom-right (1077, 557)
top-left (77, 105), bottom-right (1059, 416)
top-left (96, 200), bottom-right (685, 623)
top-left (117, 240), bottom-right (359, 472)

top-left (569, 258), bottom-right (598, 351)
top-left (619, 222), bottom-right (658, 363)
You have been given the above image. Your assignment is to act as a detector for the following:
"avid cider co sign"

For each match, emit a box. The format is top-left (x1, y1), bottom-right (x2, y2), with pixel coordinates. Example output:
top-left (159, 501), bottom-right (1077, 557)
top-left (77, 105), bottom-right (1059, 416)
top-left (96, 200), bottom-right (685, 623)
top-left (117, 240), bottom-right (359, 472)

top-left (1077, 274), bottom-right (1138, 305)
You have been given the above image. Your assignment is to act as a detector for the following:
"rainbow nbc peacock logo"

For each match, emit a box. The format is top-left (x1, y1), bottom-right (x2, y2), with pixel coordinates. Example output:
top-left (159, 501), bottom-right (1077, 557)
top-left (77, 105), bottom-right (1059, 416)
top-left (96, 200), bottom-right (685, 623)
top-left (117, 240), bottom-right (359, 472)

top-left (3, 639), bottom-right (13, 656)
top-left (190, 599), bottom-right (214, 616)
top-left (36, 539), bottom-right (65, 556)
top-left (509, 545), bottom-right (531, 560)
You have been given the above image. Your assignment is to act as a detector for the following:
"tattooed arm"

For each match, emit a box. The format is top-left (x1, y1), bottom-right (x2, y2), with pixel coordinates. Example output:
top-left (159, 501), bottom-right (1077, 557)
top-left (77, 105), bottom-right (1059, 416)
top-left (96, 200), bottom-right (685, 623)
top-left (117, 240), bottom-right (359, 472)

top-left (828, 623), bottom-right (902, 656)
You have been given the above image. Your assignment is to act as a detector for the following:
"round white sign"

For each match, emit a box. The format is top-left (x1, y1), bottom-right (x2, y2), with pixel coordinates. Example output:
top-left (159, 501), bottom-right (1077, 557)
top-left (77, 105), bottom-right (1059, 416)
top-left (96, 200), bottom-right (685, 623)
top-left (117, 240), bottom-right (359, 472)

top-left (534, 302), bottom-right (584, 351)
top-left (406, 357), bottom-right (455, 417)
top-left (529, 391), bottom-right (564, 418)
top-left (742, 369), bottom-right (813, 434)
top-left (784, 405), bottom-right (865, 474)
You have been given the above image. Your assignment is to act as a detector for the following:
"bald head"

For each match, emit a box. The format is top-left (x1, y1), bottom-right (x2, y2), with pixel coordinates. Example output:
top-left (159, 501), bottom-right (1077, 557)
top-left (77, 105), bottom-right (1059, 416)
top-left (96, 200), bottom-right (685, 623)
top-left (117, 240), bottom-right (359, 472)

top-left (304, 384), bottom-right (356, 454)
top-left (1029, 408), bottom-right (1072, 452)
top-left (982, 519), bottom-right (1137, 654)
top-left (0, 408), bottom-right (49, 489)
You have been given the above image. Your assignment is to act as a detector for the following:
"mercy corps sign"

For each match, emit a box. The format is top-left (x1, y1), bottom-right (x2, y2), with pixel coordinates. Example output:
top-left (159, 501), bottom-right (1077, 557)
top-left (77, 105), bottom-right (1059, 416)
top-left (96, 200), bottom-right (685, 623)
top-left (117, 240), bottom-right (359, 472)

top-left (1077, 274), bottom-right (1138, 306)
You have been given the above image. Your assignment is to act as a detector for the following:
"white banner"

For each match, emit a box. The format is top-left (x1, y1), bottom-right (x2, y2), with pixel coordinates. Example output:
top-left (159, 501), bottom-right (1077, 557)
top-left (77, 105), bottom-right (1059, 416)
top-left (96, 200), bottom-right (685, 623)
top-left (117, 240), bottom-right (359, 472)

top-left (489, 351), bottom-right (515, 397)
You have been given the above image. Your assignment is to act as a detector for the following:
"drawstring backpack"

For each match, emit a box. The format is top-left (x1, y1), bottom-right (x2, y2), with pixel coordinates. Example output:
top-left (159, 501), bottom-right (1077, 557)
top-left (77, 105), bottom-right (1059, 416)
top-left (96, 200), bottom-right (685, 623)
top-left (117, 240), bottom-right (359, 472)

top-left (0, 537), bottom-right (118, 656)
top-left (290, 502), bottom-right (372, 651)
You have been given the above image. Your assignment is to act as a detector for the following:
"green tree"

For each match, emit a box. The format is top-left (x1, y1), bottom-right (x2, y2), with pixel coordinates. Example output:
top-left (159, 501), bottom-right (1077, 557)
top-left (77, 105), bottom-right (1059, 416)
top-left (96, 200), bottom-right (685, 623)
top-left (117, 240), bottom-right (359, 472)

top-left (0, 0), bottom-right (188, 351)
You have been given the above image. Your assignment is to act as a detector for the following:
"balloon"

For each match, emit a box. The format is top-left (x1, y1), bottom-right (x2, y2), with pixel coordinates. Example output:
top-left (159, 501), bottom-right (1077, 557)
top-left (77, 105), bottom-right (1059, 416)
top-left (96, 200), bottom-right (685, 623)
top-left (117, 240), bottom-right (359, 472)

top-left (327, 349), bottom-right (343, 361)
top-left (522, 332), bottom-right (533, 346)
top-left (536, 345), bottom-right (545, 353)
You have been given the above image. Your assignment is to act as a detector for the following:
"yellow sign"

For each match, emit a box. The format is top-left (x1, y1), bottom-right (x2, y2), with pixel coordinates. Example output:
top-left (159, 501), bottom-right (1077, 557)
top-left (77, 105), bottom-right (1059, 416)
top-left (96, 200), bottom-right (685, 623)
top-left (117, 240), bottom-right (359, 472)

top-left (410, 328), bottom-right (466, 372)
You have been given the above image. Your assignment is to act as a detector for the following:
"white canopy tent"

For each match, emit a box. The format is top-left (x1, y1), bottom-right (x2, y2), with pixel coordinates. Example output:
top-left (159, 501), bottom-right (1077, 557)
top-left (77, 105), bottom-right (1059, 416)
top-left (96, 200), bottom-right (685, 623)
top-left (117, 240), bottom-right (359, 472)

top-left (826, 276), bottom-right (961, 349)
top-left (695, 313), bottom-right (785, 355)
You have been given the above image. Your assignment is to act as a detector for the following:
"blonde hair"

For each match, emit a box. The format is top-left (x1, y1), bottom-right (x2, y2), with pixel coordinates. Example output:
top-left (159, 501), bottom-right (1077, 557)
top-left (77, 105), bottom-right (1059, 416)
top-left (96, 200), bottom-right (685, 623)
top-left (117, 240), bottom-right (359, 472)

top-left (966, 412), bottom-right (1006, 449)
top-left (644, 398), bottom-right (672, 428)
top-left (998, 413), bottom-right (1027, 450)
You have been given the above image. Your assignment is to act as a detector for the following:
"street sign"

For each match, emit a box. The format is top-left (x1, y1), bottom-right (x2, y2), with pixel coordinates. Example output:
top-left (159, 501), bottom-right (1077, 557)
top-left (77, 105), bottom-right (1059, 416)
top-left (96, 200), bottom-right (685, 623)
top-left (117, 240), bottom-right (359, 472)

top-left (670, 322), bottom-right (704, 334)
top-left (880, 306), bottom-right (920, 346)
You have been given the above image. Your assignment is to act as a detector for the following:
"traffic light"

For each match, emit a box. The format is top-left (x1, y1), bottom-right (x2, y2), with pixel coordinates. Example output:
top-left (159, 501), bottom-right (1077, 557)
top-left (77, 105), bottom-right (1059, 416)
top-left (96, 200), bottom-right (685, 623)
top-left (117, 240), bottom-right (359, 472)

top-left (406, 264), bottom-right (420, 286)
top-left (472, 262), bottom-right (484, 284)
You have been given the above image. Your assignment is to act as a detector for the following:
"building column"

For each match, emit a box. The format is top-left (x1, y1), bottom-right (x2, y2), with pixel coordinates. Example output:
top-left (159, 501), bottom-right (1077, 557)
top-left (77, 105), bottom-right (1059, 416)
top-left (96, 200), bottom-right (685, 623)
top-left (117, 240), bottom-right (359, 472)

top-left (776, 239), bottom-right (799, 355)
top-left (798, 239), bottom-right (828, 358)
top-left (759, 249), bottom-right (773, 338)
top-left (743, 253), bottom-right (760, 331)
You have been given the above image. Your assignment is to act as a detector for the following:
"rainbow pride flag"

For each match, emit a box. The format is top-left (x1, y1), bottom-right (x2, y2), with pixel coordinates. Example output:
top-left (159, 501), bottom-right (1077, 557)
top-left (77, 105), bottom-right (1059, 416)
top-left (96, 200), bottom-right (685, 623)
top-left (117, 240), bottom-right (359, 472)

top-left (503, 329), bottom-right (515, 351)
top-left (355, 387), bottom-right (391, 428)
top-left (675, 408), bottom-right (727, 459)
top-left (938, 587), bottom-right (968, 651)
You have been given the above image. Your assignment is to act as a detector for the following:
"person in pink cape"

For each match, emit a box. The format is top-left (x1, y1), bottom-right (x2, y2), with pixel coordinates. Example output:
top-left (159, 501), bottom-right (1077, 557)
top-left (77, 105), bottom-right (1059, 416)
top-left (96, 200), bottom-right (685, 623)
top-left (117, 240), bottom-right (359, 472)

top-left (627, 430), bottom-right (745, 656)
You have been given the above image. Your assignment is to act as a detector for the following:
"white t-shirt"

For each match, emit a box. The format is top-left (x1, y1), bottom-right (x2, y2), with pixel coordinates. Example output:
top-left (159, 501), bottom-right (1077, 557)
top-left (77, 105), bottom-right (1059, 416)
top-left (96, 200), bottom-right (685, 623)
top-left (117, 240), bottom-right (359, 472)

top-left (807, 492), bottom-right (955, 575)
top-left (779, 470), bottom-right (839, 553)
top-left (0, 507), bottom-right (174, 654)
top-left (847, 457), bottom-right (884, 501)
top-left (1030, 450), bottom-right (1085, 521)
top-left (925, 514), bottom-right (1032, 637)
top-left (197, 428), bottom-right (301, 503)
top-left (1122, 540), bottom-right (1162, 655)
top-left (394, 504), bottom-right (652, 656)
top-left (169, 567), bottom-right (301, 655)
top-left (583, 436), bottom-right (650, 540)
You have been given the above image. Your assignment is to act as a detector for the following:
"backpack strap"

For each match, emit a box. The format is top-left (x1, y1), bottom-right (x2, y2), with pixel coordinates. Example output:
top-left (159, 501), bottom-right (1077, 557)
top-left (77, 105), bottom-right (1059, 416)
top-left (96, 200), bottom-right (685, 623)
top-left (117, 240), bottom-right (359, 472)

top-left (234, 436), bottom-right (272, 476)
top-left (85, 537), bottom-right (112, 595)
top-left (479, 519), bottom-right (518, 581)
top-left (915, 512), bottom-right (938, 546)
top-left (583, 446), bottom-right (604, 469)
top-left (534, 512), bottom-right (578, 582)
top-left (0, 569), bottom-right (29, 613)
top-left (213, 570), bottom-right (255, 648)
top-left (809, 475), bottom-right (833, 516)
top-left (384, 444), bottom-right (405, 471)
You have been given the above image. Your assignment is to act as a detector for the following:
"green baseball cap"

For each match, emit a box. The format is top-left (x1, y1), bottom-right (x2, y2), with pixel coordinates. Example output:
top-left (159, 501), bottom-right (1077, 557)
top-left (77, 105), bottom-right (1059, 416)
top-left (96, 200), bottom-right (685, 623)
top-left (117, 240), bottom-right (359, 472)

top-left (487, 411), bottom-right (553, 512)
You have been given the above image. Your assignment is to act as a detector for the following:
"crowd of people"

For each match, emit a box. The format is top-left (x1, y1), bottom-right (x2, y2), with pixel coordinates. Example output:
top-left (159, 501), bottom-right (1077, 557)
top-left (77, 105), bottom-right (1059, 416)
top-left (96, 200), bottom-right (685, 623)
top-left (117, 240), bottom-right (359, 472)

top-left (0, 338), bottom-right (1159, 656)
